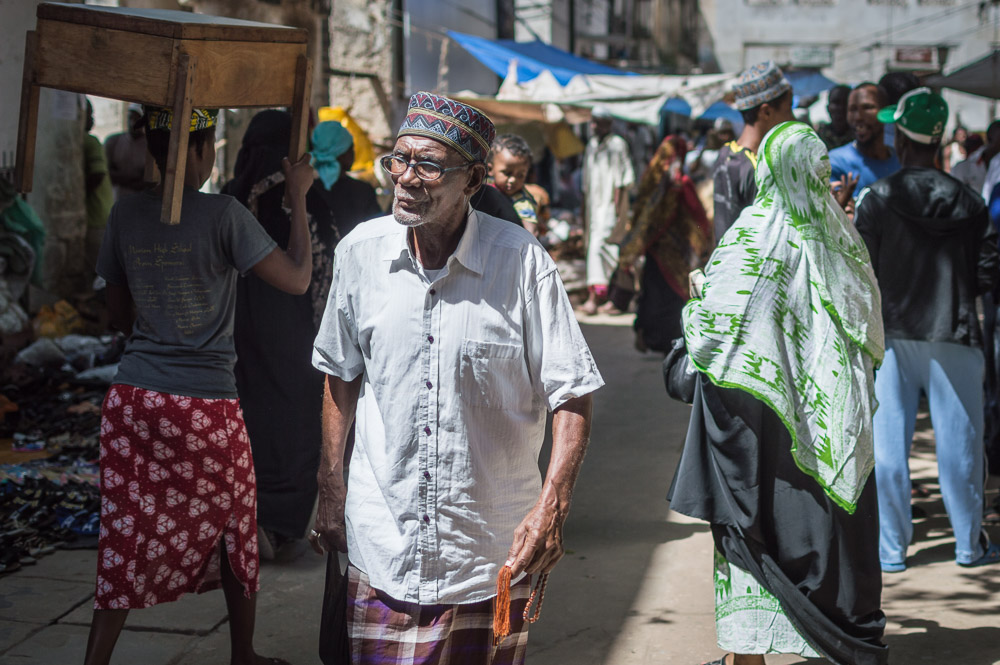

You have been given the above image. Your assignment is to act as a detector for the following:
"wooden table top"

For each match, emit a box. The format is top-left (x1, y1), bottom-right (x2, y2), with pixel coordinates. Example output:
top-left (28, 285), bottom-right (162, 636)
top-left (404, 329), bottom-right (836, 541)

top-left (38, 2), bottom-right (308, 43)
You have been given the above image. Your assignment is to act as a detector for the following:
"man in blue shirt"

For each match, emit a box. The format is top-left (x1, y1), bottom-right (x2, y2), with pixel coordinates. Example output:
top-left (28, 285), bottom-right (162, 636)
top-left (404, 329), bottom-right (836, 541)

top-left (829, 83), bottom-right (900, 198)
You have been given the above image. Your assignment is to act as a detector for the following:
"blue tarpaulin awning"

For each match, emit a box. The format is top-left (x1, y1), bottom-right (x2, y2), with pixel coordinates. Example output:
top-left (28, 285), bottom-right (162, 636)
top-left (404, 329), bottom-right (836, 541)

top-left (785, 69), bottom-right (838, 98)
top-left (663, 98), bottom-right (742, 123)
top-left (447, 31), bottom-right (630, 85)
top-left (699, 101), bottom-right (744, 124)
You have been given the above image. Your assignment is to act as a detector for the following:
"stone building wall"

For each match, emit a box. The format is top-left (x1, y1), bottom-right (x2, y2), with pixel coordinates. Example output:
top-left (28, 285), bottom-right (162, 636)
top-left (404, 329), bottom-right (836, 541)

top-left (32, 90), bottom-right (88, 297)
top-left (0, 0), bottom-right (88, 300)
top-left (328, 0), bottom-right (401, 148)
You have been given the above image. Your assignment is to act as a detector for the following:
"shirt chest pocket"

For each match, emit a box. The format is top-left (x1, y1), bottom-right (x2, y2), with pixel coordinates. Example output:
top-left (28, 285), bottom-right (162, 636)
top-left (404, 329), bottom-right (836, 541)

top-left (459, 340), bottom-right (529, 411)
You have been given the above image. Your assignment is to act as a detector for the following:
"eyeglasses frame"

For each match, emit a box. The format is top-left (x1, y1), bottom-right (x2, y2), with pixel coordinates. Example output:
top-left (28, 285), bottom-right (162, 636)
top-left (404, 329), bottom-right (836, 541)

top-left (380, 154), bottom-right (475, 182)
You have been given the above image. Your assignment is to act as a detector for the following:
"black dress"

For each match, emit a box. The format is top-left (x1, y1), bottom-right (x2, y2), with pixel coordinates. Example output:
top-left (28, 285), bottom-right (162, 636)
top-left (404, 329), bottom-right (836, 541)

top-left (668, 375), bottom-right (888, 665)
top-left (225, 110), bottom-right (382, 541)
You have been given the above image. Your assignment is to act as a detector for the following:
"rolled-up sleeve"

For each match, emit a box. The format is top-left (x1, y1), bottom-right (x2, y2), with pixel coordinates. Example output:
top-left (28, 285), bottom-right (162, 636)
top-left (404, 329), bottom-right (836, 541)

top-left (524, 264), bottom-right (605, 411)
top-left (312, 248), bottom-right (365, 380)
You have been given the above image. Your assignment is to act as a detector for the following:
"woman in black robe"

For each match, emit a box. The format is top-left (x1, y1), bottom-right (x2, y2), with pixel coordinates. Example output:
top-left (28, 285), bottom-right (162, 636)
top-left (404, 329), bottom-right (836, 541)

top-left (225, 111), bottom-right (381, 558)
top-left (665, 122), bottom-right (888, 665)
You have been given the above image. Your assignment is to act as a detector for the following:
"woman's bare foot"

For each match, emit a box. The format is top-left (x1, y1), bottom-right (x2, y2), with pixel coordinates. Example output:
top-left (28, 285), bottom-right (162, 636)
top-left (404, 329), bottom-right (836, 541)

top-left (597, 301), bottom-right (624, 315)
top-left (249, 657), bottom-right (290, 665)
top-left (578, 297), bottom-right (598, 315)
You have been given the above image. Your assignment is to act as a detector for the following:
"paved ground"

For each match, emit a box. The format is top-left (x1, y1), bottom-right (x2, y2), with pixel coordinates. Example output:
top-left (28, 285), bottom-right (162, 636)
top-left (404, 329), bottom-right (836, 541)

top-left (2, 319), bottom-right (999, 664)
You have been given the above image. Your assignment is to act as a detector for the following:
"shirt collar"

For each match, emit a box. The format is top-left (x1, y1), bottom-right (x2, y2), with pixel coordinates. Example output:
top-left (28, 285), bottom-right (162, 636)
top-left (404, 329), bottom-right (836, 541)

top-left (381, 204), bottom-right (484, 276)
top-left (451, 205), bottom-right (483, 275)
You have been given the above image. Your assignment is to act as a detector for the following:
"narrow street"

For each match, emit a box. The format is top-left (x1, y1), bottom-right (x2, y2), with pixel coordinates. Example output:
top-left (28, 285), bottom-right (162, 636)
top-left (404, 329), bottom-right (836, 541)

top-left (1, 319), bottom-right (998, 663)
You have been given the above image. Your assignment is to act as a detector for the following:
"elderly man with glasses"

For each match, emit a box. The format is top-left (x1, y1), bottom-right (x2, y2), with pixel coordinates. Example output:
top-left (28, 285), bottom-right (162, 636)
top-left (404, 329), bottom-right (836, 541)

top-left (309, 92), bottom-right (604, 664)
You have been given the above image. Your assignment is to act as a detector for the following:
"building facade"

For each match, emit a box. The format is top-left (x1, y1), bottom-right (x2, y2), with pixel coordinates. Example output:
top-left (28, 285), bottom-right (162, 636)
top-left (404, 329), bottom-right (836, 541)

top-left (699, 0), bottom-right (996, 128)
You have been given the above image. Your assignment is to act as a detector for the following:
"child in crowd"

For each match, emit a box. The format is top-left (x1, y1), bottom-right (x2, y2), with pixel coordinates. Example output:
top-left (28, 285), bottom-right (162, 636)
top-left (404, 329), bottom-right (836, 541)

top-left (487, 133), bottom-right (540, 236)
top-left (85, 105), bottom-right (314, 665)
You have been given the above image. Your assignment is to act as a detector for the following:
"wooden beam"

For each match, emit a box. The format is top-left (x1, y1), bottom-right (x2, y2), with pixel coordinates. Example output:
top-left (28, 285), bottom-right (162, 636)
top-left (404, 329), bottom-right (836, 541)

top-left (160, 51), bottom-right (195, 225)
top-left (14, 31), bottom-right (40, 193)
top-left (288, 54), bottom-right (313, 164)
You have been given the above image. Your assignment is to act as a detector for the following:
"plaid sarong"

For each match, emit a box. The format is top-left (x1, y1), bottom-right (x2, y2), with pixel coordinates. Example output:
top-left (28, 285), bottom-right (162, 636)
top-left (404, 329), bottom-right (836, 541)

top-left (347, 564), bottom-right (530, 665)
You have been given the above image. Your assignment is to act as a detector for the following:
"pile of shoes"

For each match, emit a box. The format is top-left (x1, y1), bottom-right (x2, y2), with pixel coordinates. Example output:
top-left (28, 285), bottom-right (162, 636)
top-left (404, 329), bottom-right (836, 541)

top-left (0, 463), bottom-right (100, 574)
top-left (1, 362), bottom-right (106, 576)
top-left (2, 364), bottom-right (104, 455)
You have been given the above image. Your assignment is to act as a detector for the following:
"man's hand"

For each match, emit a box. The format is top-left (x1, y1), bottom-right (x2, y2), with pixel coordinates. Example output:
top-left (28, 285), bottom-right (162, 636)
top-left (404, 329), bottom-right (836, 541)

top-left (310, 374), bottom-right (362, 555)
top-left (505, 497), bottom-right (566, 577)
top-left (831, 171), bottom-right (858, 210)
top-left (310, 472), bottom-right (347, 554)
top-left (282, 153), bottom-right (314, 201)
top-left (505, 395), bottom-right (592, 578)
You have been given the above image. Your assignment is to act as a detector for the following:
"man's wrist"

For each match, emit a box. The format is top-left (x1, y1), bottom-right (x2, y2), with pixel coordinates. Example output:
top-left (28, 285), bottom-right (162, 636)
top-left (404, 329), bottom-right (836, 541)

top-left (539, 482), bottom-right (572, 518)
top-left (317, 461), bottom-right (344, 481)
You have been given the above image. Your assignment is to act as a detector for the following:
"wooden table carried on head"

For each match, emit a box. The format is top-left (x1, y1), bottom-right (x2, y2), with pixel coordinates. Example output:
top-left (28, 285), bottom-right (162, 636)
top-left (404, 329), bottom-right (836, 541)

top-left (15, 2), bottom-right (312, 224)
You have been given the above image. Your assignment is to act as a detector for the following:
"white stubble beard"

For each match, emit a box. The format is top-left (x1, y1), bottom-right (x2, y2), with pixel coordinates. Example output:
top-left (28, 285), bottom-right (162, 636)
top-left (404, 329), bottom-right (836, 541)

top-left (392, 182), bottom-right (430, 227)
top-left (392, 198), bottom-right (428, 227)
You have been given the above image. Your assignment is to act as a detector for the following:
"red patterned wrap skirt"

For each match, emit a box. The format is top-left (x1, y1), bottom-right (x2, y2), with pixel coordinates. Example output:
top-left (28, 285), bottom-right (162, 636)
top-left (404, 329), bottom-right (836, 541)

top-left (95, 384), bottom-right (260, 610)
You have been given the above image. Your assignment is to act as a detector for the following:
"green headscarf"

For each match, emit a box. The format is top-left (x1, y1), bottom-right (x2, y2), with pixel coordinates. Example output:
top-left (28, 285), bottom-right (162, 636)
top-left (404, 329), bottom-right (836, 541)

top-left (682, 121), bottom-right (884, 512)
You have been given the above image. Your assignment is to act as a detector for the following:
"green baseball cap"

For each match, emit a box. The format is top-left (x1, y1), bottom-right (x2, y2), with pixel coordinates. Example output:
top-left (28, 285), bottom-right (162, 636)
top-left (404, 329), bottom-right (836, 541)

top-left (876, 87), bottom-right (948, 145)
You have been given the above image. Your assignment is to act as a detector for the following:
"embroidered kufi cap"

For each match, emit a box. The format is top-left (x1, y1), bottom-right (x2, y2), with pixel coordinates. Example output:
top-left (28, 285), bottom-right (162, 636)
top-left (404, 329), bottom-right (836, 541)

top-left (397, 92), bottom-right (496, 163)
top-left (732, 61), bottom-right (792, 112)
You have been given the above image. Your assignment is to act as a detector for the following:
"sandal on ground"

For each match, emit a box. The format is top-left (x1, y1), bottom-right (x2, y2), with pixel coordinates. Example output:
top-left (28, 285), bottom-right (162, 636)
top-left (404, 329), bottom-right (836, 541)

top-left (959, 542), bottom-right (1000, 568)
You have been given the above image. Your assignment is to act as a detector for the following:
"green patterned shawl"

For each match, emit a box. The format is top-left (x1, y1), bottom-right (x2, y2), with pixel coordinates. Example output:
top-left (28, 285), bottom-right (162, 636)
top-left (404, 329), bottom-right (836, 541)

top-left (682, 122), bottom-right (884, 512)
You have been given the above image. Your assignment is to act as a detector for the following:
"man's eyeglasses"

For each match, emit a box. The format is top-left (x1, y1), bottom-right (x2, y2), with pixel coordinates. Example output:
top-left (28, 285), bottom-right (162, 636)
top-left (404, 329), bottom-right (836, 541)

top-left (380, 155), bottom-right (472, 181)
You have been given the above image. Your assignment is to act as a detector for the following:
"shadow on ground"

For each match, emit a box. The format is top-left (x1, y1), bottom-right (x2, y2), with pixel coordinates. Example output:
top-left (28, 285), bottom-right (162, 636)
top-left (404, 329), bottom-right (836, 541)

top-left (528, 323), bottom-right (709, 663)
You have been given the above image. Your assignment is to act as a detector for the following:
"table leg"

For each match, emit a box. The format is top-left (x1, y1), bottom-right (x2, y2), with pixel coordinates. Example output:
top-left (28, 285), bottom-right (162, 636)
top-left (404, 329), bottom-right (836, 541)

top-left (15, 31), bottom-right (40, 194)
top-left (288, 54), bottom-right (313, 164)
top-left (161, 52), bottom-right (196, 225)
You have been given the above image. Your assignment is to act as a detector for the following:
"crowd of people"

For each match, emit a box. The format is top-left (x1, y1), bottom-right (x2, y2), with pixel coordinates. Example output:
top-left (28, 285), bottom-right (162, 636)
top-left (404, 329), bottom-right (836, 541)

top-left (73, 54), bottom-right (1000, 665)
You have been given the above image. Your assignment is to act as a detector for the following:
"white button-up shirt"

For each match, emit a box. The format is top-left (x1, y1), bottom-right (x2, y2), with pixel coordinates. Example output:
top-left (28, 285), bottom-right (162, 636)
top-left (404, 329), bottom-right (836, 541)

top-left (312, 208), bottom-right (604, 604)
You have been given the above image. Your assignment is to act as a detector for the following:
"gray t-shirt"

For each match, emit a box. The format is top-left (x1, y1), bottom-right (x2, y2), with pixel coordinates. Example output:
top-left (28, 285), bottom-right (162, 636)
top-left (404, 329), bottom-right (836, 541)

top-left (97, 188), bottom-right (277, 399)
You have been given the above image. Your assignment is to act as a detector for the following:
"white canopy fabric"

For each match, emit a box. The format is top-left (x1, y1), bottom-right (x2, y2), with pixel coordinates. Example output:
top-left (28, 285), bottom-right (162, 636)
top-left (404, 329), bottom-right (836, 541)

top-left (453, 62), bottom-right (735, 126)
top-left (926, 50), bottom-right (1000, 100)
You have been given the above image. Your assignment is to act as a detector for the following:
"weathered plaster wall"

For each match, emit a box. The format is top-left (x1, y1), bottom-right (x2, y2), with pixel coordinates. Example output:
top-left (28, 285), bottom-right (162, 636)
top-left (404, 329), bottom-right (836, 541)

top-left (328, 0), bottom-right (400, 147)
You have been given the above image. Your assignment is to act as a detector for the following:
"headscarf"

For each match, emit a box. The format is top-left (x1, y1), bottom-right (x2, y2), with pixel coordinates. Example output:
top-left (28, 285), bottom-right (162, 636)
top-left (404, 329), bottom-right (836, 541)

top-left (682, 122), bottom-right (884, 513)
top-left (144, 106), bottom-right (218, 132)
top-left (620, 136), bottom-right (712, 297)
top-left (227, 110), bottom-right (292, 205)
top-left (223, 110), bottom-right (340, 328)
top-left (311, 121), bottom-right (354, 190)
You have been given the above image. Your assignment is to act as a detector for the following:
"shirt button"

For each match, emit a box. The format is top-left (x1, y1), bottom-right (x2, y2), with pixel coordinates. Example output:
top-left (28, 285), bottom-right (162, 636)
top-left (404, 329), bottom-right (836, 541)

top-left (423, 514), bottom-right (431, 523)
top-left (423, 471), bottom-right (431, 480)
top-left (429, 289), bottom-right (437, 296)
top-left (426, 381), bottom-right (433, 389)
top-left (424, 426), bottom-right (431, 435)
top-left (427, 335), bottom-right (434, 343)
